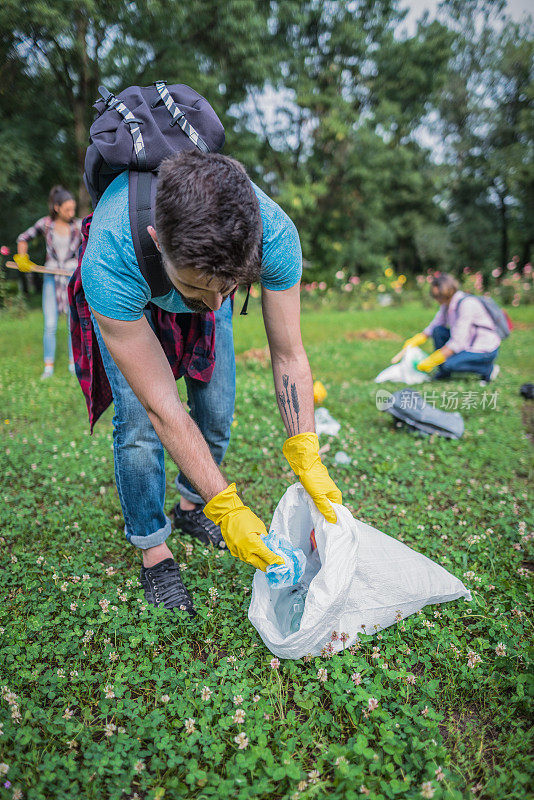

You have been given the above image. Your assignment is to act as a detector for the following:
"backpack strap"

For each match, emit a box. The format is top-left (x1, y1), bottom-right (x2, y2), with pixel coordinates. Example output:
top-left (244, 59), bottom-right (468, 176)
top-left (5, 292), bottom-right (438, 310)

top-left (456, 293), bottom-right (495, 331)
top-left (128, 171), bottom-right (172, 299)
top-left (154, 81), bottom-right (210, 153)
top-left (240, 285), bottom-right (251, 315)
top-left (98, 86), bottom-right (147, 169)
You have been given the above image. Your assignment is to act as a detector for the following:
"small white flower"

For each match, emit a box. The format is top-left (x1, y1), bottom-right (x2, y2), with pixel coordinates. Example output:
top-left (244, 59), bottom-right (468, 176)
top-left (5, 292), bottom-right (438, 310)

top-left (317, 668), bottom-right (328, 683)
top-left (495, 642), bottom-right (506, 656)
top-left (104, 722), bottom-right (116, 737)
top-left (233, 694), bottom-right (243, 706)
top-left (232, 709), bottom-right (246, 724)
top-left (308, 770), bottom-right (320, 784)
top-left (201, 686), bottom-right (212, 702)
top-left (467, 650), bottom-right (482, 668)
top-left (184, 717), bottom-right (196, 734)
top-left (160, 694), bottom-right (170, 703)
top-left (104, 685), bottom-right (115, 699)
top-left (0, 763), bottom-right (8, 775)
top-left (63, 707), bottom-right (74, 720)
top-left (421, 782), bottom-right (435, 799)
top-left (134, 759), bottom-right (145, 773)
top-left (234, 732), bottom-right (249, 749)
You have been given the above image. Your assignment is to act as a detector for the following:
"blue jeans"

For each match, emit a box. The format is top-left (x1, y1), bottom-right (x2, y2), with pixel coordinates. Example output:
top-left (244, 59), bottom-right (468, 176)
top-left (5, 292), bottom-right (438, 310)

top-left (432, 326), bottom-right (499, 382)
top-left (43, 274), bottom-right (73, 363)
top-left (91, 300), bottom-right (235, 549)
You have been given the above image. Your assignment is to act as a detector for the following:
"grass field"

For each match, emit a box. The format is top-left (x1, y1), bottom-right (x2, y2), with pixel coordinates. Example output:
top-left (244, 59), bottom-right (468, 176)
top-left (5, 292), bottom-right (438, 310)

top-left (1, 299), bottom-right (533, 800)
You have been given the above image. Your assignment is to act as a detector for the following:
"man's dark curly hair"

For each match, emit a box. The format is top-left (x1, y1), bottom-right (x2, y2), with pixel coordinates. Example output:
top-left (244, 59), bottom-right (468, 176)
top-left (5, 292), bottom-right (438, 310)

top-left (155, 151), bottom-right (263, 290)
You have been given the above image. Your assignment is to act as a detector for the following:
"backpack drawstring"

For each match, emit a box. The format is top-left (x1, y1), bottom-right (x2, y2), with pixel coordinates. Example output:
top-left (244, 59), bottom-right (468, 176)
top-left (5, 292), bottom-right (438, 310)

top-left (240, 285), bottom-right (251, 316)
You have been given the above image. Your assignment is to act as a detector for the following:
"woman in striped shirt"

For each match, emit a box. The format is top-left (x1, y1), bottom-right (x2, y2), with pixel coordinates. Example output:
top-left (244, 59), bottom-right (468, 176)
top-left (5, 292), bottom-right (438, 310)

top-left (16, 186), bottom-right (82, 378)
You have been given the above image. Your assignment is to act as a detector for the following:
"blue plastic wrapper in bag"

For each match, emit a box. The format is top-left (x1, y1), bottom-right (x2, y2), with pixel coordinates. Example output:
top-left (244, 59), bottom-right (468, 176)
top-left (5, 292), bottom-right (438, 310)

top-left (262, 531), bottom-right (306, 587)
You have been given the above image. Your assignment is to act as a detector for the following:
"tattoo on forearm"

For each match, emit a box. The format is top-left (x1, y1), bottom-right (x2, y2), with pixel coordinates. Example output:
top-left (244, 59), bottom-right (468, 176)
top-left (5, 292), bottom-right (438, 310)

top-left (278, 374), bottom-right (300, 436)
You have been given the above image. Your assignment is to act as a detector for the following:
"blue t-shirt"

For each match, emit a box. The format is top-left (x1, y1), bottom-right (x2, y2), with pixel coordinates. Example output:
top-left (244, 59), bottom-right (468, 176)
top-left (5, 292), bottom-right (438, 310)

top-left (81, 171), bottom-right (302, 320)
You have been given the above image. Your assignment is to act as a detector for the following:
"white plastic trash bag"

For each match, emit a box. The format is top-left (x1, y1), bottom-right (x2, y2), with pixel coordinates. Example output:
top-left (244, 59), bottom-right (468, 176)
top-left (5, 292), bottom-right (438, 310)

top-left (374, 346), bottom-right (430, 385)
top-left (248, 484), bottom-right (471, 659)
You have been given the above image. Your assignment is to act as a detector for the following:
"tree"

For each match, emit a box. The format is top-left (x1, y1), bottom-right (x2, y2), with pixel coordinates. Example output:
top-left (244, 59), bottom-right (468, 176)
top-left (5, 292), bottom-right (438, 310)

top-left (0, 0), bottom-right (281, 225)
top-left (242, 1), bottom-right (454, 275)
top-left (436, 0), bottom-right (533, 271)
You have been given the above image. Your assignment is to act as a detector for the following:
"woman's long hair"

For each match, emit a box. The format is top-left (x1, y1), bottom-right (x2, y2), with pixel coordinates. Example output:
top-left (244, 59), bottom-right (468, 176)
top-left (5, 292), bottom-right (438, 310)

top-left (48, 185), bottom-right (74, 219)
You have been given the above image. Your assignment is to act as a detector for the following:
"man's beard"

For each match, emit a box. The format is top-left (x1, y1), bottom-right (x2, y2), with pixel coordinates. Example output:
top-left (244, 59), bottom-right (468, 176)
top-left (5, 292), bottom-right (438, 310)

top-left (175, 289), bottom-right (210, 314)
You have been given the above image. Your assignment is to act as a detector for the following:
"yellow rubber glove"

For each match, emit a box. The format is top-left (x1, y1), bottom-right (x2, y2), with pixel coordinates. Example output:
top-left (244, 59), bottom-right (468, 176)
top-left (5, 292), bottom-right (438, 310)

top-left (283, 432), bottom-right (342, 523)
top-left (417, 349), bottom-right (446, 373)
top-left (13, 253), bottom-right (37, 273)
top-left (402, 332), bottom-right (428, 350)
top-left (204, 484), bottom-right (284, 572)
top-left (391, 332), bottom-right (428, 363)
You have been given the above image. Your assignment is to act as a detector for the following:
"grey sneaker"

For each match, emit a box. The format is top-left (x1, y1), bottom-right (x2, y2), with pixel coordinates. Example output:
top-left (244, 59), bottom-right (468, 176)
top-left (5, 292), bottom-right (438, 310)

top-left (479, 364), bottom-right (500, 386)
top-left (140, 558), bottom-right (196, 616)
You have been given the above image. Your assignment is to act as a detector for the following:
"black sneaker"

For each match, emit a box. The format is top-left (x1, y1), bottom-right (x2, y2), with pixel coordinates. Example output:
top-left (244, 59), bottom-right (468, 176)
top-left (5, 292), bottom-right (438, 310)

top-left (172, 505), bottom-right (227, 550)
top-left (140, 558), bottom-right (196, 616)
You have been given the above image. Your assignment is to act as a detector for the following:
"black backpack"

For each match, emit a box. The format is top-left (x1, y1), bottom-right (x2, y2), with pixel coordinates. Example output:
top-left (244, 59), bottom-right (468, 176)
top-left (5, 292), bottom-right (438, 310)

top-left (84, 81), bottom-right (225, 299)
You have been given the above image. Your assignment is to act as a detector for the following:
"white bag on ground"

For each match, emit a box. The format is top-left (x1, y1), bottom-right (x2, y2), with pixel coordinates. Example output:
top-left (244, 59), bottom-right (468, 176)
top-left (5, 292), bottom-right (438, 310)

top-left (248, 484), bottom-right (471, 659)
top-left (374, 346), bottom-right (430, 385)
top-left (314, 407), bottom-right (341, 436)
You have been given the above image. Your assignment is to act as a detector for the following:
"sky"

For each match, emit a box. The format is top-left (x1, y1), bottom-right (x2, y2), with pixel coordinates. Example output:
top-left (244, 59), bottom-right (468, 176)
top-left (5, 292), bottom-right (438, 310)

top-left (400, 0), bottom-right (533, 34)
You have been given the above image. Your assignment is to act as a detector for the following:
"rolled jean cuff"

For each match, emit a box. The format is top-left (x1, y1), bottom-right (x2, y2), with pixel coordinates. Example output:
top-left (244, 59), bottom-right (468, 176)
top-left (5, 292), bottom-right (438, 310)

top-left (175, 475), bottom-right (204, 506)
top-left (127, 515), bottom-right (172, 550)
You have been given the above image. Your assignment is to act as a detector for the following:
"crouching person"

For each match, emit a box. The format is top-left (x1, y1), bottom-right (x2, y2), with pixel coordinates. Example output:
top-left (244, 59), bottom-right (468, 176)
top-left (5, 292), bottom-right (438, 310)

top-left (396, 273), bottom-right (502, 384)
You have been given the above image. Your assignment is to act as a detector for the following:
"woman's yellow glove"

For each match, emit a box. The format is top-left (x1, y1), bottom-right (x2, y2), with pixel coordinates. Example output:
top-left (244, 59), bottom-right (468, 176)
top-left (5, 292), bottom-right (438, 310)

top-left (417, 349), bottom-right (446, 373)
top-left (391, 332), bottom-right (428, 363)
top-left (283, 433), bottom-right (342, 523)
top-left (13, 253), bottom-right (36, 273)
top-left (204, 484), bottom-right (284, 572)
top-left (403, 332), bottom-right (428, 350)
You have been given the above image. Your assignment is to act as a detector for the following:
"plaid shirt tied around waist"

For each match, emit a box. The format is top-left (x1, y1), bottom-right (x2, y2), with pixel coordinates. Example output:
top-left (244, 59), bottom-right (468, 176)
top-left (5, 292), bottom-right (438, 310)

top-left (68, 214), bottom-right (216, 433)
